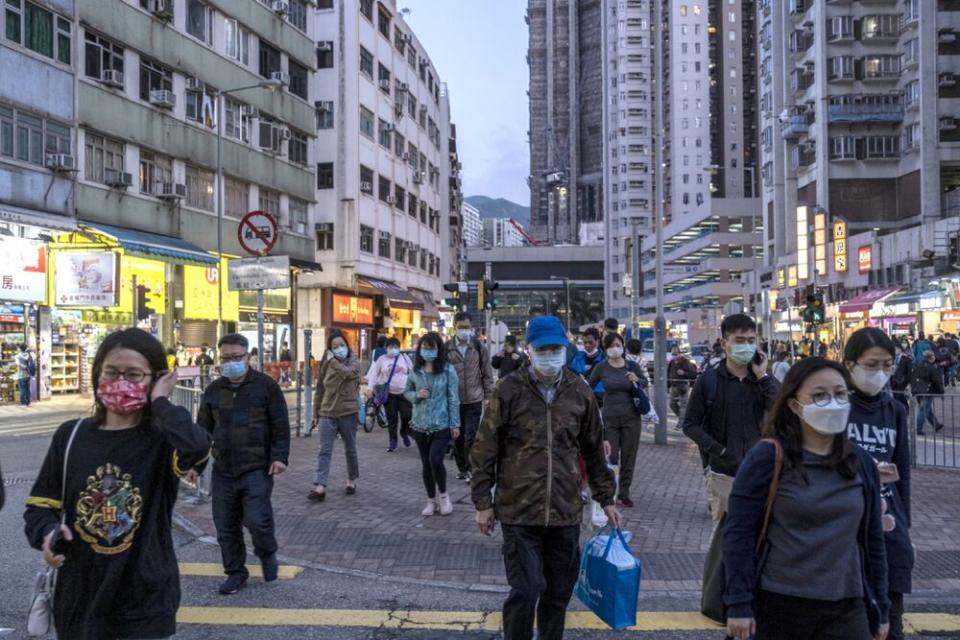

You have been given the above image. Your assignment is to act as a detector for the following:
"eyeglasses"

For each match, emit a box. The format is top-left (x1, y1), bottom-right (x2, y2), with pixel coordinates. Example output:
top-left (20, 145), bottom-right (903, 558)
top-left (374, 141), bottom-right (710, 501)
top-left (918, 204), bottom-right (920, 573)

top-left (101, 369), bottom-right (152, 383)
top-left (220, 353), bottom-right (248, 363)
top-left (802, 390), bottom-right (850, 407)
top-left (858, 363), bottom-right (896, 374)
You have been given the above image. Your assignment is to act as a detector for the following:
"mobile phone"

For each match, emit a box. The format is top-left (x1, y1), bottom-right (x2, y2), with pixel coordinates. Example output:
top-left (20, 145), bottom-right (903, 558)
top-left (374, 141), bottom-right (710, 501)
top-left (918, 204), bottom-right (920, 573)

top-left (49, 525), bottom-right (68, 555)
top-left (752, 350), bottom-right (765, 366)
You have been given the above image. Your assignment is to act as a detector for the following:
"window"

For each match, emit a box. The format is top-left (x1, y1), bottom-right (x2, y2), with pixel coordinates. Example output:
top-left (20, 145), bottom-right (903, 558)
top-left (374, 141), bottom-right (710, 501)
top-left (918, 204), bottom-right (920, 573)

top-left (360, 165), bottom-right (374, 194)
top-left (186, 0), bottom-right (212, 45)
top-left (224, 19), bottom-right (249, 65)
top-left (289, 129), bottom-right (308, 165)
top-left (407, 93), bottom-right (417, 119)
top-left (258, 187), bottom-right (280, 220)
top-left (407, 44), bottom-right (416, 68)
top-left (394, 27), bottom-right (406, 53)
top-left (395, 237), bottom-right (406, 262)
top-left (378, 119), bottom-right (391, 148)
top-left (316, 42), bottom-right (333, 68)
top-left (865, 135), bottom-right (900, 159)
top-left (828, 56), bottom-right (854, 80)
top-left (828, 136), bottom-right (855, 160)
top-left (185, 165), bottom-right (214, 211)
top-left (316, 101), bottom-right (334, 129)
top-left (317, 0), bottom-right (333, 9)
top-left (408, 245), bottom-right (417, 267)
top-left (359, 106), bottom-right (374, 139)
top-left (288, 0), bottom-right (307, 31)
top-left (420, 249), bottom-right (426, 271)
top-left (394, 132), bottom-right (405, 157)
top-left (378, 63), bottom-right (391, 95)
top-left (223, 99), bottom-right (249, 142)
top-left (289, 59), bottom-right (308, 99)
top-left (139, 57), bottom-right (172, 101)
top-left (408, 193), bottom-right (417, 218)
top-left (408, 142), bottom-right (418, 169)
top-left (394, 184), bottom-right (405, 210)
top-left (419, 201), bottom-right (427, 224)
top-left (259, 41), bottom-right (281, 79)
top-left (378, 175), bottom-right (391, 203)
top-left (5, 0), bottom-right (71, 64)
top-left (862, 55), bottom-right (900, 79)
top-left (139, 150), bottom-right (172, 194)
top-left (317, 223), bottom-right (334, 250)
top-left (1, 104), bottom-right (69, 165)
top-left (289, 197), bottom-right (308, 234)
top-left (84, 131), bottom-right (123, 183)
top-left (185, 88), bottom-right (215, 126)
top-left (317, 162), bottom-right (334, 188)
top-left (84, 32), bottom-right (123, 80)
top-left (359, 47), bottom-right (374, 79)
top-left (378, 4), bottom-right (391, 38)
top-left (359, 0), bottom-right (373, 22)
top-left (360, 224), bottom-right (374, 253)
top-left (224, 177), bottom-right (248, 218)
top-left (378, 231), bottom-right (391, 258)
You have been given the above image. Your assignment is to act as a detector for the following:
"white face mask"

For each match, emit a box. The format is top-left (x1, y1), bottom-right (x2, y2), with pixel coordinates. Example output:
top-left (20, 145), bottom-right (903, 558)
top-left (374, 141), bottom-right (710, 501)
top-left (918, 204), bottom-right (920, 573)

top-left (851, 366), bottom-right (890, 396)
top-left (531, 350), bottom-right (566, 378)
top-left (606, 347), bottom-right (623, 359)
top-left (799, 399), bottom-right (851, 435)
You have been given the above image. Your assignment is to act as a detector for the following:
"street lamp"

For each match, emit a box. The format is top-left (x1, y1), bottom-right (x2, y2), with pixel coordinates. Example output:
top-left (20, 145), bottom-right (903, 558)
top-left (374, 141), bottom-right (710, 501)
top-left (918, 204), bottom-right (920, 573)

top-left (550, 275), bottom-right (572, 333)
top-left (215, 78), bottom-right (285, 340)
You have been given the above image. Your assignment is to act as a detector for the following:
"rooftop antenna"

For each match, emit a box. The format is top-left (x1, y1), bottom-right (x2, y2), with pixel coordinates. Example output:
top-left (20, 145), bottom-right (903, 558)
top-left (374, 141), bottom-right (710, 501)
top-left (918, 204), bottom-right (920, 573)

top-left (400, 7), bottom-right (411, 16)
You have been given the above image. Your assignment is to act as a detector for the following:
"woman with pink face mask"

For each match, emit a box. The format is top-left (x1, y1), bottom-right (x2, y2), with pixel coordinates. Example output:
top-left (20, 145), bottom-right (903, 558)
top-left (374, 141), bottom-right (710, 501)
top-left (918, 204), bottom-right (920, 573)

top-left (24, 328), bottom-right (212, 640)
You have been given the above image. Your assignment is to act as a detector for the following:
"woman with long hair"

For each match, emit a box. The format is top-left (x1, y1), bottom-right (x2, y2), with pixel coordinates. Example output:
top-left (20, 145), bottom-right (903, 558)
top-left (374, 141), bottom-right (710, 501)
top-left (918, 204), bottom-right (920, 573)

top-left (403, 332), bottom-right (460, 516)
top-left (24, 328), bottom-right (212, 639)
top-left (844, 327), bottom-right (914, 640)
top-left (724, 357), bottom-right (890, 640)
top-left (309, 331), bottom-right (361, 501)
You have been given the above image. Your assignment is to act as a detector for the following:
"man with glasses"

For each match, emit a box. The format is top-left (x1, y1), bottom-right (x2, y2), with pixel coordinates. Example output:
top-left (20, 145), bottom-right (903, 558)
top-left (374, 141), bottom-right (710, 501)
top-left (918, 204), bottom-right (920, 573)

top-left (196, 333), bottom-right (290, 595)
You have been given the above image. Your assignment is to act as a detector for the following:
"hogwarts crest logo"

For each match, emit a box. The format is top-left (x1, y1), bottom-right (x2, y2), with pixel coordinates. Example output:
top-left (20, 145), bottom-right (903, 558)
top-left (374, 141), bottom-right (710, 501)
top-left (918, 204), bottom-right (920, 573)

top-left (74, 463), bottom-right (143, 555)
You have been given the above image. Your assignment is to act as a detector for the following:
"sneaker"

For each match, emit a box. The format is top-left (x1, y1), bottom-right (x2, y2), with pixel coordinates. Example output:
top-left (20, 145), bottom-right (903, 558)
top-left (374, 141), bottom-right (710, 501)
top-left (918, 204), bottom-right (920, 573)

top-left (463, 471), bottom-right (472, 482)
top-left (402, 435), bottom-right (412, 448)
top-left (456, 471), bottom-right (468, 481)
top-left (438, 493), bottom-right (453, 516)
top-left (261, 555), bottom-right (279, 582)
top-left (936, 422), bottom-right (945, 433)
top-left (421, 500), bottom-right (437, 517)
top-left (218, 574), bottom-right (248, 595)
top-left (345, 484), bottom-right (357, 495)
top-left (307, 488), bottom-right (326, 502)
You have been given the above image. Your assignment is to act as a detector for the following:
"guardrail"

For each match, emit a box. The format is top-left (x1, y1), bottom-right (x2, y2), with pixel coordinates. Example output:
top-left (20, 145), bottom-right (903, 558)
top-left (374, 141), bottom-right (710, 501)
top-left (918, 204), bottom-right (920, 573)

top-left (169, 384), bottom-right (211, 502)
top-left (908, 394), bottom-right (960, 469)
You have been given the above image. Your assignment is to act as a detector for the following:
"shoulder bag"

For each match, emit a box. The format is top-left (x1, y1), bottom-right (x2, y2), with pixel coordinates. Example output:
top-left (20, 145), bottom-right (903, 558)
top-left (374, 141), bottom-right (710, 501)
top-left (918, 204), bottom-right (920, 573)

top-left (373, 355), bottom-right (400, 409)
top-left (27, 418), bottom-right (82, 637)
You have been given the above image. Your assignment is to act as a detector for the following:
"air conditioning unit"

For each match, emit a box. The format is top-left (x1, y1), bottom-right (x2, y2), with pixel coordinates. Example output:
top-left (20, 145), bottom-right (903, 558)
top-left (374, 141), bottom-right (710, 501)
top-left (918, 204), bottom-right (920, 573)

top-left (378, 79), bottom-right (392, 91)
top-left (940, 73), bottom-right (957, 87)
top-left (158, 182), bottom-right (186, 200)
top-left (149, 0), bottom-right (173, 19)
top-left (272, 0), bottom-right (289, 16)
top-left (270, 71), bottom-right (290, 86)
top-left (360, 180), bottom-right (373, 192)
top-left (386, 195), bottom-right (395, 204)
top-left (395, 81), bottom-right (409, 92)
top-left (241, 104), bottom-right (260, 118)
top-left (101, 69), bottom-right (124, 88)
top-left (317, 41), bottom-right (333, 52)
top-left (149, 89), bottom-right (176, 109)
top-left (281, 127), bottom-right (293, 141)
top-left (940, 117), bottom-right (958, 131)
top-left (104, 168), bottom-right (133, 188)
top-left (185, 76), bottom-right (204, 92)
top-left (315, 100), bottom-right (334, 112)
top-left (45, 153), bottom-right (76, 172)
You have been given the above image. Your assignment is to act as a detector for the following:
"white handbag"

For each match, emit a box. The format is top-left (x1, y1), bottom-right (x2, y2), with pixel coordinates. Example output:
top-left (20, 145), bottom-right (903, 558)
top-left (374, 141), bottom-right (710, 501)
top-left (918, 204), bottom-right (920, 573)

top-left (27, 419), bottom-right (81, 637)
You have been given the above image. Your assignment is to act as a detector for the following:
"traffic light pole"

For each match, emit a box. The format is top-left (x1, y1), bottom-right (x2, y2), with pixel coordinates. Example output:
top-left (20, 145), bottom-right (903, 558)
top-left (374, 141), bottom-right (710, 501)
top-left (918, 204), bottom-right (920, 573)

top-left (652, 0), bottom-right (667, 446)
top-left (131, 275), bottom-right (138, 328)
top-left (484, 261), bottom-right (493, 343)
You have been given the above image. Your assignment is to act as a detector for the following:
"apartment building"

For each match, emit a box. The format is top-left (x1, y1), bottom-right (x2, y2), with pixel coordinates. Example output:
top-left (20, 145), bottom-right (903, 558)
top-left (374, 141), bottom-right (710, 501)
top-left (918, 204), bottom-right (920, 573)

top-left (527, 0), bottom-right (605, 245)
top-left (462, 201), bottom-right (483, 247)
top-left (440, 98), bottom-right (464, 286)
top-left (482, 218), bottom-right (527, 248)
top-left (302, 0), bottom-right (452, 351)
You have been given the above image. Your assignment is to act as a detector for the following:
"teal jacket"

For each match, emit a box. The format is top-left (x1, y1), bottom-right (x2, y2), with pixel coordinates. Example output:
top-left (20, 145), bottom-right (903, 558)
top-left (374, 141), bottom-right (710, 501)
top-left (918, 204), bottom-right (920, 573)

top-left (403, 364), bottom-right (461, 433)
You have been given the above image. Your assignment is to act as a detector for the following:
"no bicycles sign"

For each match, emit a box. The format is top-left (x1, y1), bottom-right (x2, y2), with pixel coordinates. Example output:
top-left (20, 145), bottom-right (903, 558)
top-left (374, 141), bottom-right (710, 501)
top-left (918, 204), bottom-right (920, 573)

top-left (237, 210), bottom-right (278, 256)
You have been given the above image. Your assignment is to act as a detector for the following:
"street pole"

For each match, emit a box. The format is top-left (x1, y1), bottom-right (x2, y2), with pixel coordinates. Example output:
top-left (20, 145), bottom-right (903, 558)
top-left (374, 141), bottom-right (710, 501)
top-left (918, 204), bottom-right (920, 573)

top-left (484, 261), bottom-right (493, 342)
top-left (565, 278), bottom-right (572, 333)
top-left (216, 93), bottom-right (224, 344)
top-left (131, 275), bottom-right (138, 328)
top-left (631, 223), bottom-right (643, 338)
top-left (257, 288), bottom-right (265, 371)
top-left (303, 328), bottom-right (313, 436)
top-left (653, 0), bottom-right (668, 446)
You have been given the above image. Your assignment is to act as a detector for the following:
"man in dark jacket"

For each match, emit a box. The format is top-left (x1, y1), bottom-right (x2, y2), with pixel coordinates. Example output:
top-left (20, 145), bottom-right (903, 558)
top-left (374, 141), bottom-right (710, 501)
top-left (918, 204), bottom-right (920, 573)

top-left (446, 312), bottom-right (495, 480)
top-left (912, 349), bottom-right (945, 434)
top-left (491, 334), bottom-right (528, 379)
top-left (471, 315), bottom-right (620, 640)
top-left (681, 314), bottom-right (779, 529)
top-left (890, 343), bottom-right (913, 411)
top-left (667, 346), bottom-right (698, 420)
top-left (197, 333), bottom-right (290, 595)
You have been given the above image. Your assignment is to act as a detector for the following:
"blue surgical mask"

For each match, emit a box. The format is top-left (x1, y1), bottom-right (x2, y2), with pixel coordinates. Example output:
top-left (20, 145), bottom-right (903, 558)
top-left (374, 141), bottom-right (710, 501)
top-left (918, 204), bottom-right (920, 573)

top-left (221, 360), bottom-right (248, 380)
top-left (531, 350), bottom-right (566, 378)
top-left (457, 329), bottom-right (472, 342)
top-left (730, 343), bottom-right (757, 365)
top-left (333, 346), bottom-right (348, 360)
top-left (387, 347), bottom-right (400, 357)
top-left (421, 349), bottom-right (438, 362)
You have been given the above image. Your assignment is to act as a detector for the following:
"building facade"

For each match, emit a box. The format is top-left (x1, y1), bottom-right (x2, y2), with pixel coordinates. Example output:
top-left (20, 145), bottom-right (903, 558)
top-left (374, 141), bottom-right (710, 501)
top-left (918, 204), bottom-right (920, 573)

top-left (482, 217), bottom-right (526, 248)
top-left (462, 201), bottom-right (483, 247)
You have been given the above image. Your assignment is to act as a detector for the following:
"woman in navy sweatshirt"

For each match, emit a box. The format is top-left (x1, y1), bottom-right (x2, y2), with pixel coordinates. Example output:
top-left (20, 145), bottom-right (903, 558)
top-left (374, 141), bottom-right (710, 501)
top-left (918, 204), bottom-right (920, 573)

top-left (723, 357), bottom-right (889, 640)
top-left (844, 327), bottom-right (914, 640)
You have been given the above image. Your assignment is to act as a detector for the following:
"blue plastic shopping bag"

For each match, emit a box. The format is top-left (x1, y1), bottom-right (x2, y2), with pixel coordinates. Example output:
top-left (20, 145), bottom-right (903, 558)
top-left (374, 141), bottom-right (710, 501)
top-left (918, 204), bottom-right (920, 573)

top-left (575, 528), bottom-right (642, 630)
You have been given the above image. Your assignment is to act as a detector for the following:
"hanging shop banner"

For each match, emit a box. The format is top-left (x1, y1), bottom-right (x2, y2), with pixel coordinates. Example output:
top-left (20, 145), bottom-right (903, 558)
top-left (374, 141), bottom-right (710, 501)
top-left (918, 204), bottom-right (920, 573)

top-left (834, 221), bottom-right (848, 273)
top-left (332, 294), bottom-right (374, 325)
top-left (120, 255), bottom-right (167, 312)
top-left (0, 237), bottom-right (47, 302)
top-left (54, 251), bottom-right (118, 307)
top-left (858, 245), bottom-right (872, 273)
top-left (943, 310), bottom-right (960, 322)
top-left (183, 262), bottom-right (239, 322)
top-left (0, 302), bottom-right (25, 323)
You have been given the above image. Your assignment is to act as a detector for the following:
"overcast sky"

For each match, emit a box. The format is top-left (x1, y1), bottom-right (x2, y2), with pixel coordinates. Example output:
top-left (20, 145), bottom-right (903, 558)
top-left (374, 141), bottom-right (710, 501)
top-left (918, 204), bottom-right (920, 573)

top-left (403, 1), bottom-right (530, 205)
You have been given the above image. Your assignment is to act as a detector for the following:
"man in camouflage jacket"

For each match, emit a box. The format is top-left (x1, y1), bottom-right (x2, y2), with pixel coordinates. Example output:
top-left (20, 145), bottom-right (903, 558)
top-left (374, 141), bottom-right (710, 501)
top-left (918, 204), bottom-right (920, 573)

top-left (471, 315), bottom-right (621, 640)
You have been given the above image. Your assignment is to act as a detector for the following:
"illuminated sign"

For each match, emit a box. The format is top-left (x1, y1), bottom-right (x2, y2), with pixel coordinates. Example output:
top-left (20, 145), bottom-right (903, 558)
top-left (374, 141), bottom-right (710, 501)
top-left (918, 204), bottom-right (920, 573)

top-left (787, 265), bottom-right (798, 287)
top-left (332, 294), bottom-right (373, 325)
top-left (858, 245), bottom-right (872, 273)
top-left (777, 268), bottom-right (786, 288)
top-left (797, 206), bottom-right (809, 281)
top-left (814, 211), bottom-right (827, 276)
top-left (943, 310), bottom-right (960, 322)
top-left (834, 221), bottom-right (848, 273)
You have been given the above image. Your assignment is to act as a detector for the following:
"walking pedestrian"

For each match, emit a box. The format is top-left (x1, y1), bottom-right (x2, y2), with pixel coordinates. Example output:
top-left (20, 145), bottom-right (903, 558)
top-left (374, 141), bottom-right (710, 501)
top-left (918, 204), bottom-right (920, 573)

top-left (196, 333), bottom-right (289, 595)
top-left (446, 312), bottom-right (494, 481)
top-left (589, 332), bottom-right (648, 508)
top-left (404, 332), bottom-right (460, 516)
top-left (309, 331), bottom-right (361, 500)
top-left (771, 350), bottom-right (791, 383)
top-left (371, 335), bottom-right (387, 364)
top-left (891, 340), bottom-right (913, 412)
top-left (25, 328), bottom-right (211, 638)
top-left (681, 313), bottom-right (779, 528)
top-left (471, 315), bottom-right (622, 640)
top-left (602, 317), bottom-right (621, 338)
top-left (911, 349), bottom-right (945, 435)
top-left (15, 343), bottom-right (33, 406)
top-left (366, 337), bottom-right (414, 451)
top-left (570, 326), bottom-right (605, 378)
top-left (912, 333), bottom-right (934, 363)
top-left (491, 334), bottom-right (529, 379)
top-left (844, 328), bottom-right (914, 640)
top-left (723, 357), bottom-right (890, 640)
top-left (666, 345), bottom-right (698, 419)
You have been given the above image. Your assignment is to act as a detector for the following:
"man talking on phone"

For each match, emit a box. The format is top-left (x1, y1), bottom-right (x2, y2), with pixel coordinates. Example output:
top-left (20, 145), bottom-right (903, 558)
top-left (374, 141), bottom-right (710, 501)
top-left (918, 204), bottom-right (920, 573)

top-left (681, 313), bottom-right (779, 528)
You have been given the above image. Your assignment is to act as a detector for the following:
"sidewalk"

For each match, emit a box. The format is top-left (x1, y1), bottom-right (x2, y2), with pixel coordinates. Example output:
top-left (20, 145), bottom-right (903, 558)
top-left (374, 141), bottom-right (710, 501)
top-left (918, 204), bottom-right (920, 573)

top-left (176, 422), bottom-right (960, 593)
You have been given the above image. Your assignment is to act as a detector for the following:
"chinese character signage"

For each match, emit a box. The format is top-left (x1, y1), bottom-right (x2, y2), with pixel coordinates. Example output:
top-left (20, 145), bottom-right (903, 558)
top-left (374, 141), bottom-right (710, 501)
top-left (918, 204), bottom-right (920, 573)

top-left (332, 294), bottom-right (373, 325)
top-left (833, 221), bottom-right (848, 272)
top-left (0, 238), bottom-right (46, 302)
top-left (858, 245), bottom-right (872, 273)
top-left (54, 251), bottom-right (118, 307)
top-left (184, 262), bottom-right (239, 321)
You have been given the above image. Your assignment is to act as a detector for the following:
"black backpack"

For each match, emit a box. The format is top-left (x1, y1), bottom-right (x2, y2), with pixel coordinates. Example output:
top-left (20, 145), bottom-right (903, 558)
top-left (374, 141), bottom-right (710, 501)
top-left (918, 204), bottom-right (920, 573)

top-left (26, 354), bottom-right (36, 377)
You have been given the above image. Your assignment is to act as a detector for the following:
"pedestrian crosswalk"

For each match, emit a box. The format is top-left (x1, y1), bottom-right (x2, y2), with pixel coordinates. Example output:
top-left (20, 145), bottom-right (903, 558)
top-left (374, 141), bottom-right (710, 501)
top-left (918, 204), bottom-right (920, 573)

top-left (178, 562), bottom-right (303, 579)
top-left (0, 422), bottom-right (61, 438)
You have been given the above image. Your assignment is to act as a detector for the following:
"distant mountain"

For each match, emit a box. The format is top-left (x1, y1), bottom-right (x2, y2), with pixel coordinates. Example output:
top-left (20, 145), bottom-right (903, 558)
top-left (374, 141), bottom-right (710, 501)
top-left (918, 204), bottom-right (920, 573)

top-left (464, 196), bottom-right (530, 228)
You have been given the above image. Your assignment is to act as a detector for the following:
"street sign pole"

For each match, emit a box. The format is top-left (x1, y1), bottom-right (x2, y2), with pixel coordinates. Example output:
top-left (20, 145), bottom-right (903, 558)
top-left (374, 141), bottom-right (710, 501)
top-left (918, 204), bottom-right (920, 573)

top-left (485, 262), bottom-right (493, 343)
top-left (131, 275), bottom-right (138, 328)
top-left (257, 288), bottom-right (265, 371)
top-left (303, 329), bottom-right (313, 434)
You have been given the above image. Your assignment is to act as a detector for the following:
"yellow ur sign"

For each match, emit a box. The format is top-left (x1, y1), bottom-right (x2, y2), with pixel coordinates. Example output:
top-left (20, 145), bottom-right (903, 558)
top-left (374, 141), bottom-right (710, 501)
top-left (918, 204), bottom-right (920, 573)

top-left (477, 280), bottom-right (485, 309)
top-left (833, 221), bottom-right (848, 272)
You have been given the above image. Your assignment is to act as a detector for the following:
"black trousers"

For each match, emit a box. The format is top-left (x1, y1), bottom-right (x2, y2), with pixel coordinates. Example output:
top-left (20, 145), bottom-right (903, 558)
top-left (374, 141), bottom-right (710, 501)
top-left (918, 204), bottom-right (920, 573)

top-left (412, 429), bottom-right (451, 498)
top-left (453, 401), bottom-right (483, 473)
top-left (501, 524), bottom-right (580, 640)
top-left (385, 393), bottom-right (412, 444)
top-left (755, 589), bottom-right (871, 640)
top-left (212, 468), bottom-right (278, 577)
top-left (889, 591), bottom-right (904, 640)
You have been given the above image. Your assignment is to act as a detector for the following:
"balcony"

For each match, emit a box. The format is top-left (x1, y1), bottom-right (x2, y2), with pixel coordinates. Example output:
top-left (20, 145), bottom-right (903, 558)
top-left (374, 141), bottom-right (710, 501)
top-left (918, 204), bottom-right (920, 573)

top-left (827, 103), bottom-right (904, 123)
top-left (782, 113), bottom-right (814, 140)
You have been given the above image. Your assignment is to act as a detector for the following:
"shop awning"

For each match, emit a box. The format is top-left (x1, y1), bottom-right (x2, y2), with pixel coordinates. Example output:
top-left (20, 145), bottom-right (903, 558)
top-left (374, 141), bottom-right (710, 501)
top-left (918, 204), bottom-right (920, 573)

top-left (1, 204), bottom-right (77, 231)
top-left (411, 289), bottom-right (439, 319)
top-left (884, 290), bottom-right (941, 306)
top-left (82, 223), bottom-right (218, 266)
top-left (290, 256), bottom-right (324, 272)
top-left (358, 277), bottom-right (423, 310)
top-left (838, 287), bottom-right (900, 314)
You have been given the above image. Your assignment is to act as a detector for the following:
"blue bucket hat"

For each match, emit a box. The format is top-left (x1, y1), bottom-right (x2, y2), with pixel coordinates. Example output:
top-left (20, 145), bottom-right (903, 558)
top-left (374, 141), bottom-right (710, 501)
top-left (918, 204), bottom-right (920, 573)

top-left (526, 315), bottom-right (568, 349)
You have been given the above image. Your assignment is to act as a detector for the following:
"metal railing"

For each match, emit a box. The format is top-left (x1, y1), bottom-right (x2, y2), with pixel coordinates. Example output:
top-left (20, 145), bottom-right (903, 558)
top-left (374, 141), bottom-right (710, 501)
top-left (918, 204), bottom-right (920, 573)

top-left (908, 394), bottom-right (960, 469)
top-left (169, 384), bottom-right (211, 502)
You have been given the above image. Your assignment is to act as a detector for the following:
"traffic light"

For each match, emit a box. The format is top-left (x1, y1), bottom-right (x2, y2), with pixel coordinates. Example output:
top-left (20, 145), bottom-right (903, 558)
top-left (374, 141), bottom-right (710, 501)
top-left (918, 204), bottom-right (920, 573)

top-left (482, 280), bottom-right (499, 311)
top-left (443, 282), bottom-right (462, 310)
top-left (802, 290), bottom-right (825, 324)
top-left (135, 285), bottom-right (156, 321)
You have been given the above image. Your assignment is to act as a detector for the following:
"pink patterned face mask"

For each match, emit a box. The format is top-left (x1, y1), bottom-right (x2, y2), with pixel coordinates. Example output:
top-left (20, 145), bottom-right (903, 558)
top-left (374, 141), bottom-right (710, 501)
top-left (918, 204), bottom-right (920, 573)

top-left (98, 379), bottom-right (150, 415)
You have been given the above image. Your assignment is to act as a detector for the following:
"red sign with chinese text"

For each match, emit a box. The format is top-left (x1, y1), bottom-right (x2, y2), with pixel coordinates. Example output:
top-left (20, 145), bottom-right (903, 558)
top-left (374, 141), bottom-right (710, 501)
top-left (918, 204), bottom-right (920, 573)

top-left (332, 294), bottom-right (373, 325)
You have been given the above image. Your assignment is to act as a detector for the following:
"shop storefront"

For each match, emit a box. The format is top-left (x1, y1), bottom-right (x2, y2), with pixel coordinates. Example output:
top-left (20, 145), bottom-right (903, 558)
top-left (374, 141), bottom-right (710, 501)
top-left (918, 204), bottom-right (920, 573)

top-left (179, 259), bottom-right (239, 358)
top-left (358, 277), bottom-right (424, 349)
top-left (942, 310), bottom-right (960, 334)
top-left (237, 289), bottom-right (291, 364)
top-left (411, 289), bottom-right (440, 334)
top-left (323, 289), bottom-right (375, 358)
top-left (0, 236), bottom-right (49, 404)
top-left (837, 287), bottom-right (900, 336)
